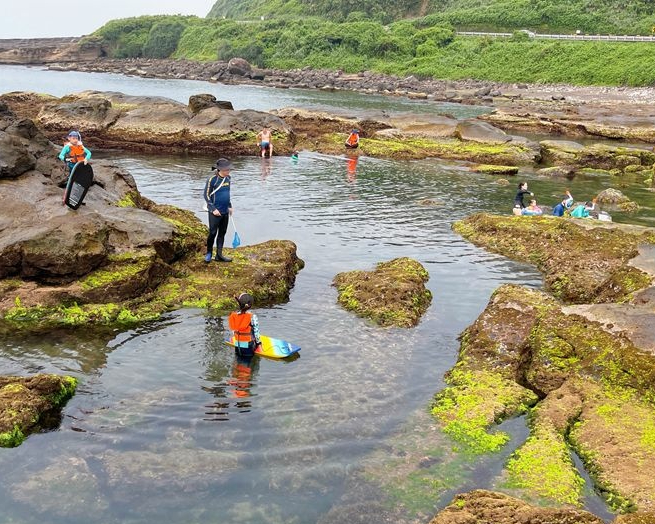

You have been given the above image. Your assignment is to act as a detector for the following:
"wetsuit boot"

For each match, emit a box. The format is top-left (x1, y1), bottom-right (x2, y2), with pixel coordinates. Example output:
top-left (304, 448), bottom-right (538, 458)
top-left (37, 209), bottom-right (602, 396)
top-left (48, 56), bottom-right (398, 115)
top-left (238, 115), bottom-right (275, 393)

top-left (215, 247), bottom-right (232, 262)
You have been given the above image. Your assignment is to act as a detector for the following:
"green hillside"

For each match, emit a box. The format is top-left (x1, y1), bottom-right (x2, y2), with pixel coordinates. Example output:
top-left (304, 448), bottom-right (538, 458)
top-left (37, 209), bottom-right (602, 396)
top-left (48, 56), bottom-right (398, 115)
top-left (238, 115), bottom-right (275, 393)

top-left (207, 0), bottom-right (655, 35)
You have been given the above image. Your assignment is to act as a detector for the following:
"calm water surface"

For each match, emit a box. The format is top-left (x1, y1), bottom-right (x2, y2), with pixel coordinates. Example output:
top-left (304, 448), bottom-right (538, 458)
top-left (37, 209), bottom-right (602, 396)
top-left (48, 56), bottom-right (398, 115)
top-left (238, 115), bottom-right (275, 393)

top-left (1, 67), bottom-right (648, 523)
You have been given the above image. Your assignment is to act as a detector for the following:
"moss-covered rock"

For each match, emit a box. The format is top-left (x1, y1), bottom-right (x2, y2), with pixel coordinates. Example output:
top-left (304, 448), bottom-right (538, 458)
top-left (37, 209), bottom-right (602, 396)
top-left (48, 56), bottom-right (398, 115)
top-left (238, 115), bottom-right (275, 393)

top-left (432, 283), bottom-right (655, 511)
top-left (453, 213), bottom-right (655, 304)
top-left (0, 187), bottom-right (304, 329)
top-left (471, 164), bottom-right (519, 175)
top-left (540, 140), bottom-right (655, 173)
top-left (0, 374), bottom-right (77, 447)
top-left (429, 490), bottom-right (604, 524)
top-left (311, 133), bottom-right (537, 164)
top-left (504, 415), bottom-right (584, 505)
top-left (432, 366), bottom-right (537, 454)
top-left (332, 258), bottom-right (432, 328)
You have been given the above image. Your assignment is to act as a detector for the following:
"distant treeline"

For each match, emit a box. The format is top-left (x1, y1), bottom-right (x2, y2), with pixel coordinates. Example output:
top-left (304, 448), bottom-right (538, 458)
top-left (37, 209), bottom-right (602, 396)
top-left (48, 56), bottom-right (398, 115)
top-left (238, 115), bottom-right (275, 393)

top-left (86, 14), bottom-right (655, 86)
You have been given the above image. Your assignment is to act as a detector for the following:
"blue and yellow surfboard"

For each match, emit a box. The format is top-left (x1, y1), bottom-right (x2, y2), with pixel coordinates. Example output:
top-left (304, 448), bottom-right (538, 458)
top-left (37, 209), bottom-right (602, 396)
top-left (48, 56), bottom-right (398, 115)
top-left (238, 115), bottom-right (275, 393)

top-left (225, 335), bottom-right (301, 359)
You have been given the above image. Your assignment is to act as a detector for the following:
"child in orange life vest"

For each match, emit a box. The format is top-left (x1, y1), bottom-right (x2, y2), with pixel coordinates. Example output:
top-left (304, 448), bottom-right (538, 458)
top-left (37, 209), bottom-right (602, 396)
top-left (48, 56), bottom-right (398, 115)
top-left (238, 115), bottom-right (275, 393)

top-left (228, 293), bottom-right (262, 358)
top-left (58, 130), bottom-right (91, 173)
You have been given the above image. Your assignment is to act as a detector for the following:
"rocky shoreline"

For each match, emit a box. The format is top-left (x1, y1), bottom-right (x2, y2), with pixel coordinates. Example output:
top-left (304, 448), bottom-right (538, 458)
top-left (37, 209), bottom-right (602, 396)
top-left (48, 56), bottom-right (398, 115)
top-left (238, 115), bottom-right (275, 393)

top-left (28, 56), bottom-right (655, 144)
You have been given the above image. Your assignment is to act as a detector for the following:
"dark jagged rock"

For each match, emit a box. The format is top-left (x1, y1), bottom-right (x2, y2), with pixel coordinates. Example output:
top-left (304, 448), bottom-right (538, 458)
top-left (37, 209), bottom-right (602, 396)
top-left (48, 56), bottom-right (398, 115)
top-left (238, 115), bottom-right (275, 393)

top-left (188, 94), bottom-right (233, 114)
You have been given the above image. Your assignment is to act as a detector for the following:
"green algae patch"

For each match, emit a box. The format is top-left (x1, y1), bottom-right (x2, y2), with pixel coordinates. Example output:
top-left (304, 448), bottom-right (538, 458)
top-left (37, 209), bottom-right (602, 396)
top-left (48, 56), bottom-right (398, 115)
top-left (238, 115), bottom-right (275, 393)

top-left (432, 366), bottom-right (538, 454)
top-left (471, 164), bottom-right (519, 175)
top-left (307, 132), bottom-right (535, 164)
top-left (114, 190), bottom-right (138, 208)
top-left (453, 213), bottom-right (655, 304)
top-left (568, 383), bottom-right (655, 513)
top-left (80, 251), bottom-right (154, 291)
top-left (332, 257), bottom-right (432, 328)
top-left (0, 374), bottom-right (78, 448)
top-left (504, 419), bottom-right (584, 505)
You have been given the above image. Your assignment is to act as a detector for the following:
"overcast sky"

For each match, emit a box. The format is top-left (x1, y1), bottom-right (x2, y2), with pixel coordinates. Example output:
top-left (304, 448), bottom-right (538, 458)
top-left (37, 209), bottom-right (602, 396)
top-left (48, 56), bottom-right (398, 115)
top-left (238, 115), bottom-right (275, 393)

top-left (0, 0), bottom-right (213, 39)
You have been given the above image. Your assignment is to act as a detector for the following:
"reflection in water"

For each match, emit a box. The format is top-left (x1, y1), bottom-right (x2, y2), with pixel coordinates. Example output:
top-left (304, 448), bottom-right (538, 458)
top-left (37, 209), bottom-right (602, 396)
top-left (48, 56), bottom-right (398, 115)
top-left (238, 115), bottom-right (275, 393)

top-left (260, 158), bottom-right (272, 181)
top-left (346, 153), bottom-right (359, 183)
top-left (203, 356), bottom-right (260, 421)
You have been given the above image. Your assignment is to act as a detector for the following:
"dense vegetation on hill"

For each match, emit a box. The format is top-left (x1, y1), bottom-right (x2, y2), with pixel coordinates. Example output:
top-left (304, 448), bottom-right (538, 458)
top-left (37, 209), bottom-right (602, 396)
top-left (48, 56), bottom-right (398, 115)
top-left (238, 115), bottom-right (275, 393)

top-left (88, 14), bottom-right (655, 86)
top-left (207, 0), bottom-right (655, 35)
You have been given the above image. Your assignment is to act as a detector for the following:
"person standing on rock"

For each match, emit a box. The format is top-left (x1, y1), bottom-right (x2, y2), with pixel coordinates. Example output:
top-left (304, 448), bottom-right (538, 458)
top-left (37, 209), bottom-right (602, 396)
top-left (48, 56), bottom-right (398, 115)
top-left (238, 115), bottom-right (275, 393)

top-left (513, 181), bottom-right (533, 214)
top-left (58, 130), bottom-right (91, 173)
top-left (204, 158), bottom-right (234, 263)
top-left (257, 127), bottom-right (273, 158)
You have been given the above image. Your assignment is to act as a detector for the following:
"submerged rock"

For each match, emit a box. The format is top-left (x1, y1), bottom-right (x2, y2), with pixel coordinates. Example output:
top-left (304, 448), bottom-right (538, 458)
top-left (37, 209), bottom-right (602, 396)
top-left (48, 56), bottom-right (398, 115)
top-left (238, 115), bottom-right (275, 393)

top-left (0, 374), bottom-right (77, 447)
top-left (332, 258), bottom-right (432, 328)
top-left (430, 490), bottom-right (603, 524)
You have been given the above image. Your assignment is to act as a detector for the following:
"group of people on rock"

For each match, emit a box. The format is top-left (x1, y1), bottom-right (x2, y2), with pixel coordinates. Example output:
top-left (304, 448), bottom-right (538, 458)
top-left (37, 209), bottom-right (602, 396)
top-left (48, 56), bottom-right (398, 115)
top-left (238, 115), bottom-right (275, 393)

top-left (513, 182), bottom-right (597, 218)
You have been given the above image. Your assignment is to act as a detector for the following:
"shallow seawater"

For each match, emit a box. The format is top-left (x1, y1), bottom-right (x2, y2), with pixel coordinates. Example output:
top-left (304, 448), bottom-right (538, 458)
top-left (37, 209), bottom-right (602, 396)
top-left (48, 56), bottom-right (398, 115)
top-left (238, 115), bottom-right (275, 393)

top-left (0, 66), bottom-right (651, 522)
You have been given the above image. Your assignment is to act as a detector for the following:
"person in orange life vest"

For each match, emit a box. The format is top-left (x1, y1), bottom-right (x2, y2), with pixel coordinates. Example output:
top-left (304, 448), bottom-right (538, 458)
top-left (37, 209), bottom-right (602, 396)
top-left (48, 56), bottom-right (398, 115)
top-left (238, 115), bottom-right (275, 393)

top-left (228, 293), bottom-right (262, 358)
top-left (345, 129), bottom-right (359, 149)
top-left (58, 130), bottom-right (91, 173)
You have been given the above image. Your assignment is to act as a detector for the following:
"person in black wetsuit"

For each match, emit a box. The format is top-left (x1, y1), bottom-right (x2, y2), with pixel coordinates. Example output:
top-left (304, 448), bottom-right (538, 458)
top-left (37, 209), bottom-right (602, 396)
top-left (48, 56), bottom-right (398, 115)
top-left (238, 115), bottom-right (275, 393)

top-left (513, 181), bottom-right (534, 214)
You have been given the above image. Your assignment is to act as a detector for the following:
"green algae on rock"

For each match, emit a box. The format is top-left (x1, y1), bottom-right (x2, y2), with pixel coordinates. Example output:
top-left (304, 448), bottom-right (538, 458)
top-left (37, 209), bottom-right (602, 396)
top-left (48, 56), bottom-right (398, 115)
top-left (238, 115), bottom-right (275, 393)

top-left (431, 285), bottom-right (543, 454)
top-left (332, 258), bottom-right (432, 328)
top-left (504, 418), bottom-right (584, 505)
top-left (0, 374), bottom-right (77, 447)
top-left (435, 283), bottom-right (655, 511)
top-left (471, 164), bottom-right (519, 175)
top-left (453, 213), bottom-right (655, 304)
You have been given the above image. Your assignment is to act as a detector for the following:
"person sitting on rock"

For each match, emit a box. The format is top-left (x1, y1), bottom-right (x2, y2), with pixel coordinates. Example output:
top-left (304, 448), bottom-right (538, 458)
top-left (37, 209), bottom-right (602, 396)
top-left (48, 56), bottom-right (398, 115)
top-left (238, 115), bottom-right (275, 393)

top-left (228, 293), bottom-right (262, 359)
top-left (513, 181), bottom-right (533, 215)
top-left (522, 199), bottom-right (543, 216)
top-left (58, 130), bottom-right (91, 173)
top-left (552, 190), bottom-right (574, 217)
top-left (570, 199), bottom-right (596, 218)
top-left (257, 127), bottom-right (273, 158)
top-left (345, 129), bottom-right (360, 149)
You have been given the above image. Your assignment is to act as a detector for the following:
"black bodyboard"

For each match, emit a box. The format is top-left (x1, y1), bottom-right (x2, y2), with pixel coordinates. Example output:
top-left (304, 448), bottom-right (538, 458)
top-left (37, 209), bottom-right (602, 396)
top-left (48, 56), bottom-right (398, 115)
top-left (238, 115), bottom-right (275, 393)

top-left (63, 162), bottom-right (94, 210)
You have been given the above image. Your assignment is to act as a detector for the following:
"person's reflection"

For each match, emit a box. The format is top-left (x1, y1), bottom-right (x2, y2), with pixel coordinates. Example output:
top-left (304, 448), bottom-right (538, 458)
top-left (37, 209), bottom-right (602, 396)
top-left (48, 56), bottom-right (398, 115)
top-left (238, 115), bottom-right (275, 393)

top-left (346, 153), bottom-right (358, 184)
top-left (227, 355), bottom-right (258, 403)
top-left (260, 158), bottom-right (272, 181)
top-left (201, 316), bottom-right (260, 421)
